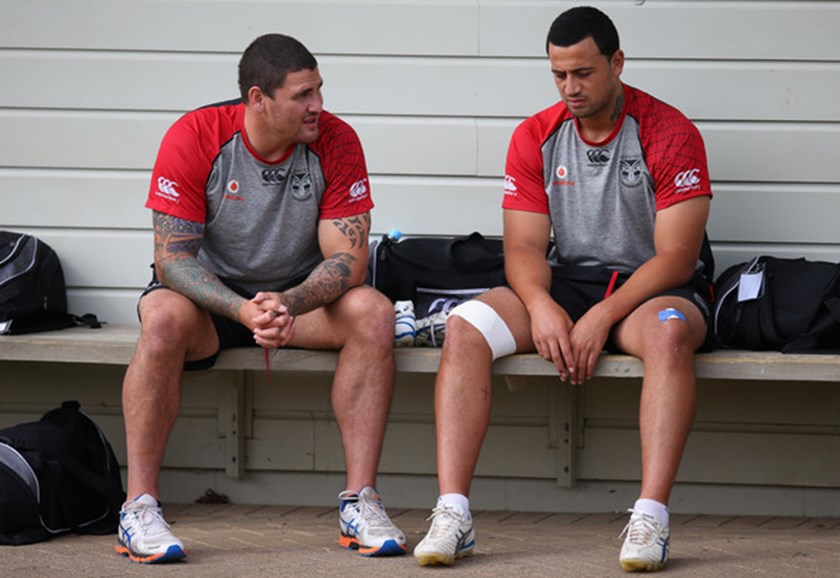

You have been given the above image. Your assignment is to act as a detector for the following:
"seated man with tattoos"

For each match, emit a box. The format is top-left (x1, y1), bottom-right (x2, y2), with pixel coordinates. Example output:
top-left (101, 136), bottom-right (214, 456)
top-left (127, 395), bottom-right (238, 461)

top-left (117, 34), bottom-right (405, 564)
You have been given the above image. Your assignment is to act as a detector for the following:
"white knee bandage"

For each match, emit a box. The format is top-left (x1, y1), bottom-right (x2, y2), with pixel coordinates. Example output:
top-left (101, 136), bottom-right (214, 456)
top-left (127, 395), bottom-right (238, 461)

top-left (449, 300), bottom-right (517, 361)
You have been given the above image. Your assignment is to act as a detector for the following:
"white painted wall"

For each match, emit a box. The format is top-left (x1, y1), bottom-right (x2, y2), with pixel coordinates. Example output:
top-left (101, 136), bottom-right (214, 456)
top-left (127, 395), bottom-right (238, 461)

top-left (1, 1), bottom-right (839, 515)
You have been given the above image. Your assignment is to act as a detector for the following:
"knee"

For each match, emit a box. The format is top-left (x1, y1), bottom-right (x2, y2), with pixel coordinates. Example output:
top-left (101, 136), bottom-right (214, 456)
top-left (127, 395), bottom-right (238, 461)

top-left (647, 315), bottom-right (696, 360)
top-left (137, 293), bottom-right (200, 353)
top-left (442, 314), bottom-right (491, 356)
top-left (341, 286), bottom-right (395, 346)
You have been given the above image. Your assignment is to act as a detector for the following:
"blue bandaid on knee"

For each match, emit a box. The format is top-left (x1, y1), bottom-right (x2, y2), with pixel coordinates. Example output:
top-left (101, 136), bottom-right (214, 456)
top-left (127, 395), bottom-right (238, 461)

top-left (658, 307), bottom-right (686, 322)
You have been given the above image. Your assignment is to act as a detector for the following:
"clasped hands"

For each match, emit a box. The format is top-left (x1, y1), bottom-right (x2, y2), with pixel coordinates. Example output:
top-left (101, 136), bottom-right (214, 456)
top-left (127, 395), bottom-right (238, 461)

top-left (247, 291), bottom-right (295, 348)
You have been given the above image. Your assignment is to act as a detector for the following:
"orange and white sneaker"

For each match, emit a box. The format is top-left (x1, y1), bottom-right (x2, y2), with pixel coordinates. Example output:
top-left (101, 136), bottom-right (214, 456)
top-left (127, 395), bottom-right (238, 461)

top-left (338, 486), bottom-right (406, 556)
top-left (116, 494), bottom-right (187, 564)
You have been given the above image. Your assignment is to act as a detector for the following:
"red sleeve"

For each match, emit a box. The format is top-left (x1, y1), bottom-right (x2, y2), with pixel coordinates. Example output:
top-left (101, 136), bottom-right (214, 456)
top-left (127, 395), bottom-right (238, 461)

top-left (641, 105), bottom-right (713, 211)
top-left (502, 116), bottom-right (551, 214)
top-left (144, 111), bottom-right (218, 223)
top-left (313, 113), bottom-right (374, 220)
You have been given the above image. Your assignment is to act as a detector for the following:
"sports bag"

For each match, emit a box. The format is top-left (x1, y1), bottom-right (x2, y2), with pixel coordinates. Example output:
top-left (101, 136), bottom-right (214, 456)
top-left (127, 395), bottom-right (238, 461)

top-left (0, 400), bottom-right (125, 545)
top-left (713, 256), bottom-right (840, 352)
top-left (368, 232), bottom-right (506, 346)
top-left (0, 231), bottom-right (102, 334)
top-left (0, 231), bottom-right (75, 334)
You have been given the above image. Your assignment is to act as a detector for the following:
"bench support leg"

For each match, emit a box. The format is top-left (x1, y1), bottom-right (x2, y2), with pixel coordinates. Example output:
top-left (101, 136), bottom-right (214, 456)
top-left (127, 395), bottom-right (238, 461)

top-left (222, 371), bottom-right (248, 479)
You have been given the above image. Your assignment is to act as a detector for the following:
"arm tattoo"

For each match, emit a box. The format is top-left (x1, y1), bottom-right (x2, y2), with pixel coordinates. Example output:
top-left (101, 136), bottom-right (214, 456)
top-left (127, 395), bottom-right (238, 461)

top-left (281, 252), bottom-right (357, 316)
top-left (153, 211), bottom-right (245, 320)
top-left (331, 214), bottom-right (370, 250)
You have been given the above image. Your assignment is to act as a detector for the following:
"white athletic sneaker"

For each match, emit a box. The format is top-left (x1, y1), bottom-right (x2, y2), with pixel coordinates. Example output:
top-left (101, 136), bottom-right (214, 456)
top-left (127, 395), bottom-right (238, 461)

top-left (116, 494), bottom-right (187, 564)
top-left (414, 504), bottom-right (475, 566)
top-left (414, 311), bottom-right (448, 347)
top-left (619, 509), bottom-right (669, 572)
top-left (394, 300), bottom-right (416, 347)
top-left (338, 486), bottom-right (406, 556)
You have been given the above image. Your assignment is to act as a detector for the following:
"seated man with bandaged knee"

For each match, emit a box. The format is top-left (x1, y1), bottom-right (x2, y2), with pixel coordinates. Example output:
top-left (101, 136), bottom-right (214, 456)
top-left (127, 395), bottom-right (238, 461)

top-left (413, 6), bottom-right (715, 572)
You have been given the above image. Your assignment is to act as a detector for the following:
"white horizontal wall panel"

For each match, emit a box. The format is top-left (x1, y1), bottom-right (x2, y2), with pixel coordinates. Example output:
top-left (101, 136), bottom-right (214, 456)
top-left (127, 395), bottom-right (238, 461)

top-left (4, 113), bottom-right (840, 184)
top-left (370, 176), bottom-right (504, 237)
top-left (479, 120), bottom-right (840, 184)
top-left (11, 228), bottom-right (153, 289)
top-left (0, 111), bottom-right (174, 170)
top-left (0, 0), bottom-right (479, 56)
top-left (66, 288), bottom-right (143, 326)
top-left (480, 1), bottom-right (840, 61)
top-left (4, 52), bottom-right (839, 122)
top-left (708, 184), bottom-right (840, 244)
top-left (0, 170), bottom-right (151, 229)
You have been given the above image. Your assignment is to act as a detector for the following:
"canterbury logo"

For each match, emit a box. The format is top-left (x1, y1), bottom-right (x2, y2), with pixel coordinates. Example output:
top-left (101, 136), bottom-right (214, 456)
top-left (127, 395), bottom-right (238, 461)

top-left (261, 168), bottom-right (287, 184)
top-left (674, 168), bottom-right (701, 189)
top-left (504, 175), bottom-right (517, 195)
top-left (586, 149), bottom-right (610, 164)
top-left (349, 178), bottom-right (368, 201)
top-left (155, 177), bottom-right (180, 201)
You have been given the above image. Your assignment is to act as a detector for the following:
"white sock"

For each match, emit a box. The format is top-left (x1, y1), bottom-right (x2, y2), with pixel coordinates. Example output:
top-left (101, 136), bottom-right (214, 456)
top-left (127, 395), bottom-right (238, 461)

top-left (438, 493), bottom-right (471, 519)
top-left (634, 498), bottom-right (669, 528)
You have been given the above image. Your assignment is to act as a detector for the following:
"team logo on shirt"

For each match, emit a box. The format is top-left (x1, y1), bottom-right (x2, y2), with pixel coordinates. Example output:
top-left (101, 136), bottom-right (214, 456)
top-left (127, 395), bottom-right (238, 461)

top-left (620, 159), bottom-right (643, 187)
top-left (348, 178), bottom-right (369, 203)
top-left (155, 176), bottom-right (180, 202)
top-left (290, 172), bottom-right (313, 201)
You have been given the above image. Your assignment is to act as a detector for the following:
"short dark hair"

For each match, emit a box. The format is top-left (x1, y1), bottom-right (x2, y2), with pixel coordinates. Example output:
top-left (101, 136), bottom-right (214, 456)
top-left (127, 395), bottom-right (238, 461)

top-left (545, 6), bottom-right (620, 58)
top-left (238, 34), bottom-right (318, 101)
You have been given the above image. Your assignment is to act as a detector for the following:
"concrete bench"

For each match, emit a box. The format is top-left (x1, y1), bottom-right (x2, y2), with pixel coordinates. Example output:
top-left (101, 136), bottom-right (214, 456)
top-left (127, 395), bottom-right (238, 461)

top-left (2, 325), bottom-right (839, 486)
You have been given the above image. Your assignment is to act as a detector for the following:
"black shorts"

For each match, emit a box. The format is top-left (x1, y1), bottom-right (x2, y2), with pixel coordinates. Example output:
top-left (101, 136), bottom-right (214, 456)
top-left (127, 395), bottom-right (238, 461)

top-left (138, 265), bottom-right (307, 371)
top-left (548, 265), bottom-right (716, 352)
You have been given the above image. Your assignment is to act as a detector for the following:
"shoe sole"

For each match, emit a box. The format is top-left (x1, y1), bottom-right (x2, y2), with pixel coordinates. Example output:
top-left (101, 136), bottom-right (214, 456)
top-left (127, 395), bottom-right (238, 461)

top-left (116, 542), bottom-right (187, 564)
top-left (415, 547), bottom-right (474, 567)
top-left (620, 558), bottom-right (665, 572)
top-left (339, 534), bottom-right (407, 556)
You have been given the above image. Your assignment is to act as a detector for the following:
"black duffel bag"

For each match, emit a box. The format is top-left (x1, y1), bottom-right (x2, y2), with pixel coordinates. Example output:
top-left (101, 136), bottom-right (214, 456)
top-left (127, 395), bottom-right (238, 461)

top-left (0, 401), bottom-right (125, 545)
top-left (367, 232), bottom-right (506, 346)
top-left (713, 255), bottom-right (840, 353)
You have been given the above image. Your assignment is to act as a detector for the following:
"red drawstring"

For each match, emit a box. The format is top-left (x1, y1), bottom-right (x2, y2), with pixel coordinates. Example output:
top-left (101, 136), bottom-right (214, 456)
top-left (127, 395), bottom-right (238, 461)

top-left (604, 270), bottom-right (619, 299)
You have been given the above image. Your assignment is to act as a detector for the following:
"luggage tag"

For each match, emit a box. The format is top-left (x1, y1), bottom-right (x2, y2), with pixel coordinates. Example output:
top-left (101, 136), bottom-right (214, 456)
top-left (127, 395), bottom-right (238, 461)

top-left (737, 259), bottom-right (765, 302)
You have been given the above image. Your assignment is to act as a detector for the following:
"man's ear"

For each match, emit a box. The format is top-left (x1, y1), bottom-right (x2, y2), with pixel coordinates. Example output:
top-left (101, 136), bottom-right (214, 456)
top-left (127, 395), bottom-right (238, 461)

top-left (611, 49), bottom-right (625, 76)
top-left (247, 85), bottom-right (265, 111)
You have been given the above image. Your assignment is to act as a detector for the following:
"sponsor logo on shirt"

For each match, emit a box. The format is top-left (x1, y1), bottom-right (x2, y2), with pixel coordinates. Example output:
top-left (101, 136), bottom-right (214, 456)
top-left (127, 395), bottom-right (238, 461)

top-left (620, 159), bottom-right (643, 187)
top-left (154, 176), bottom-right (180, 202)
top-left (225, 179), bottom-right (244, 201)
top-left (348, 178), bottom-right (369, 203)
top-left (291, 172), bottom-right (313, 201)
top-left (504, 175), bottom-right (517, 196)
top-left (674, 168), bottom-right (701, 193)
top-left (553, 165), bottom-right (575, 187)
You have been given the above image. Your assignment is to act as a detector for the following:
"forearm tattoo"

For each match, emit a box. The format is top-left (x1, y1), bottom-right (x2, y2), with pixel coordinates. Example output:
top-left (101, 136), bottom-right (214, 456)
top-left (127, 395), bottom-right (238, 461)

top-left (153, 211), bottom-right (244, 319)
top-left (331, 214), bottom-right (370, 250)
top-left (282, 252), bottom-right (356, 317)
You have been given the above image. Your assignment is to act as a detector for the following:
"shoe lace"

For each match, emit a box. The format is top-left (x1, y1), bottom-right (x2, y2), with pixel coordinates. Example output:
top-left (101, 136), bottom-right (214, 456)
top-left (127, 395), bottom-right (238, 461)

top-left (126, 502), bottom-right (172, 539)
top-left (339, 490), bottom-right (393, 530)
top-left (425, 505), bottom-right (466, 541)
top-left (618, 509), bottom-right (659, 546)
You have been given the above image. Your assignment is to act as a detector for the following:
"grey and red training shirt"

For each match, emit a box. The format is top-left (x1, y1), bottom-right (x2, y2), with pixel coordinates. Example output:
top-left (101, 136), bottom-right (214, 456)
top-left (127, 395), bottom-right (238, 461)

top-left (146, 101), bottom-right (373, 293)
top-left (503, 84), bottom-right (712, 275)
